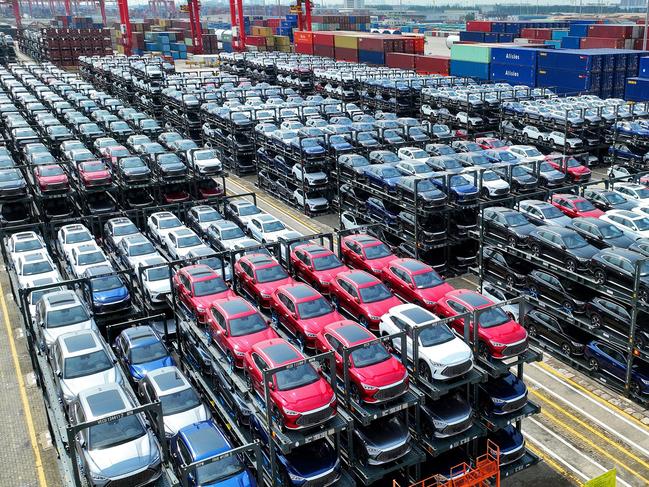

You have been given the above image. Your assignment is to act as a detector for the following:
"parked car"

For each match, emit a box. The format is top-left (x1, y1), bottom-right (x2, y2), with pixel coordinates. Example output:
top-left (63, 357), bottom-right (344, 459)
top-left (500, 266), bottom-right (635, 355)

top-left (569, 217), bottom-right (634, 249)
top-left (340, 233), bottom-right (398, 277)
top-left (479, 372), bottom-right (528, 416)
top-left (113, 325), bottom-right (175, 382)
top-left (584, 341), bottom-right (649, 396)
top-left (352, 415), bottom-right (411, 466)
top-left (481, 207), bottom-right (536, 247)
top-left (585, 297), bottom-right (649, 350)
top-left (584, 188), bottom-right (637, 212)
top-left (381, 258), bottom-right (453, 311)
top-left (526, 269), bottom-right (589, 314)
top-left (527, 226), bottom-right (599, 272)
top-left (522, 309), bottom-right (589, 355)
top-left (550, 194), bottom-right (603, 219)
top-left (600, 209), bottom-right (649, 240)
top-left (290, 243), bottom-right (348, 293)
top-left (420, 394), bottom-right (473, 438)
top-left (173, 264), bottom-right (235, 324)
top-left (233, 254), bottom-right (295, 308)
top-left (589, 248), bottom-right (649, 300)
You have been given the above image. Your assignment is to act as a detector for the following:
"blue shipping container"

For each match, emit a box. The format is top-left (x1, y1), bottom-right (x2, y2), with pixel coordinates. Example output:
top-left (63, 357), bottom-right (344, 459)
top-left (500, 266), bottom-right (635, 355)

top-left (569, 24), bottom-right (590, 37)
top-left (552, 30), bottom-right (569, 40)
top-left (561, 36), bottom-right (582, 49)
top-left (359, 50), bottom-right (385, 65)
top-left (490, 63), bottom-right (536, 86)
top-left (490, 46), bottom-right (538, 66)
top-left (459, 31), bottom-right (485, 42)
top-left (498, 33), bottom-right (515, 42)
top-left (537, 67), bottom-right (596, 92)
top-left (640, 56), bottom-right (649, 77)
top-left (625, 77), bottom-right (649, 101)
top-left (484, 32), bottom-right (499, 43)
top-left (450, 60), bottom-right (490, 80)
top-left (505, 22), bottom-right (521, 34)
top-left (544, 40), bottom-right (561, 48)
top-left (537, 49), bottom-right (602, 72)
top-left (492, 22), bottom-right (506, 33)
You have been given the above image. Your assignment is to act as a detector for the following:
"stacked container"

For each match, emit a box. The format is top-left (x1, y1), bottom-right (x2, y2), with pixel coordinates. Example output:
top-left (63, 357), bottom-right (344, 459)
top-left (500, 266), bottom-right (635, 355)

top-left (450, 43), bottom-right (492, 80)
top-left (536, 49), bottom-right (602, 95)
top-left (490, 46), bottom-right (537, 86)
top-left (626, 56), bottom-right (649, 101)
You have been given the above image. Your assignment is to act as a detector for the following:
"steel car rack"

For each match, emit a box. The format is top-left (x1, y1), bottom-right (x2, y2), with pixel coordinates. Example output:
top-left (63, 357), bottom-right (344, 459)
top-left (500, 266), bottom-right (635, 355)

top-left (276, 231), bottom-right (335, 271)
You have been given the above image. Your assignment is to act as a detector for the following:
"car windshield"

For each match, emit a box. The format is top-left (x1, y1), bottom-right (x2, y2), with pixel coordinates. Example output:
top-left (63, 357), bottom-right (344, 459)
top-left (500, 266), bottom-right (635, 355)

top-left (435, 146), bottom-right (455, 155)
top-left (237, 204), bottom-right (261, 216)
top-left (605, 192), bottom-right (626, 204)
top-left (221, 227), bottom-right (245, 240)
top-left (297, 297), bottom-right (333, 319)
top-left (313, 254), bottom-right (343, 271)
top-left (83, 161), bottom-right (106, 171)
top-left (198, 210), bottom-right (221, 222)
top-left (262, 221), bottom-right (285, 232)
top-left (450, 175), bottom-right (471, 186)
top-left (0, 170), bottom-right (20, 181)
top-left (67, 231), bottom-right (91, 244)
top-left (130, 242), bottom-right (155, 256)
top-left (351, 342), bottom-right (391, 368)
top-left (63, 349), bottom-right (112, 379)
top-left (275, 363), bottom-right (320, 391)
top-left (88, 415), bottom-right (145, 450)
top-left (482, 171), bottom-right (500, 182)
top-left (477, 307), bottom-right (510, 328)
top-left (420, 323), bottom-right (455, 346)
top-left (122, 158), bottom-right (145, 169)
top-left (91, 275), bottom-right (124, 292)
top-left (78, 251), bottom-right (105, 265)
top-left (505, 213), bottom-right (529, 227)
top-left (161, 387), bottom-right (201, 415)
top-left (523, 148), bottom-right (542, 157)
top-left (599, 224), bottom-right (623, 238)
top-left (46, 304), bottom-right (89, 328)
top-left (409, 149), bottom-right (428, 159)
top-left (130, 341), bottom-right (168, 364)
top-left (563, 233), bottom-right (589, 249)
top-left (15, 239), bottom-right (42, 252)
top-left (177, 235), bottom-right (201, 247)
top-left (159, 217), bottom-right (181, 229)
top-left (359, 283), bottom-right (392, 303)
top-left (159, 154), bottom-right (181, 165)
top-left (193, 277), bottom-right (228, 297)
top-left (489, 140), bottom-right (506, 148)
top-left (195, 150), bottom-right (217, 160)
top-left (540, 206), bottom-right (564, 219)
top-left (635, 217), bottom-right (649, 231)
top-left (364, 243), bottom-right (392, 260)
top-left (378, 167), bottom-right (401, 179)
top-left (197, 456), bottom-right (245, 484)
top-left (346, 156), bottom-right (369, 167)
top-left (40, 165), bottom-right (64, 176)
top-left (378, 153), bottom-right (400, 163)
top-left (413, 270), bottom-right (444, 289)
top-left (113, 223), bottom-right (138, 236)
top-left (574, 200), bottom-right (595, 211)
top-left (255, 264), bottom-right (288, 283)
top-left (636, 188), bottom-right (649, 199)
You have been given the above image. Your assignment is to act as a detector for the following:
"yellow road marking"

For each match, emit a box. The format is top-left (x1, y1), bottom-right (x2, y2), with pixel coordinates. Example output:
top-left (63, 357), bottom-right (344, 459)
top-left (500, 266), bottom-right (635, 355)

top-left (0, 281), bottom-right (48, 487)
top-left (535, 361), bottom-right (649, 431)
top-left (526, 442), bottom-right (584, 486)
top-left (535, 401), bottom-right (649, 483)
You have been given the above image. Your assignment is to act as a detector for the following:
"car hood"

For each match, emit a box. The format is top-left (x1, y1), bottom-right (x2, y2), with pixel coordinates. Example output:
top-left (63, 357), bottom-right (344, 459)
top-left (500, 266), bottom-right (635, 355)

top-left (417, 282), bottom-right (455, 304)
top-left (569, 244), bottom-right (599, 260)
top-left (0, 179), bottom-right (24, 189)
top-left (483, 320), bottom-right (527, 344)
top-left (547, 215), bottom-right (572, 226)
top-left (284, 444), bottom-right (338, 479)
top-left (44, 319), bottom-right (96, 346)
top-left (484, 374), bottom-right (527, 399)
top-left (86, 431), bottom-right (158, 477)
top-left (366, 255), bottom-right (399, 273)
top-left (569, 166), bottom-right (591, 175)
top-left (131, 356), bottom-right (174, 380)
top-left (146, 279), bottom-right (171, 294)
top-left (231, 327), bottom-right (278, 355)
top-left (256, 277), bottom-right (294, 296)
top-left (354, 358), bottom-right (406, 388)
top-left (426, 395), bottom-right (472, 421)
top-left (277, 378), bottom-right (334, 412)
top-left (421, 335), bottom-right (473, 364)
top-left (363, 296), bottom-right (403, 318)
top-left (83, 171), bottom-right (111, 180)
top-left (62, 366), bottom-right (121, 400)
top-left (40, 175), bottom-right (68, 184)
top-left (356, 419), bottom-right (409, 447)
top-left (94, 286), bottom-right (129, 303)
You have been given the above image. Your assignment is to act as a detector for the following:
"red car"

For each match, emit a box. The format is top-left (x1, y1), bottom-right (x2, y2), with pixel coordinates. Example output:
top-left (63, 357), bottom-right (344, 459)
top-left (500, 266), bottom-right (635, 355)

top-left (382, 258), bottom-right (454, 311)
top-left (270, 283), bottom-right (344, 348)
top-left (329, 270), bottom-right (402, 331)
top-left (476, 137), bottom-right (509, 150)
top-left (290, 243), bottom-right (349, 293)
top-left (234, 253), bottom-right (295, 308)
top-left (315, 320), bottom-right (408, 404)
top-left (435, 289), bottom-right (528, 359)
top-left (33, 164), bottom-right (68, 193)
top-left (173, 264), bottom-right (236, 324)
top-left (77, 160), bottom-right (112, 188)
top-left (196, 179), bottom-right (224, 199)
top-left (545, 155), bottom-right (592, 182)
top-left (340, 234), bottom-right (398, 277)
top-left (244, 338), bottom-right (337, 430)
top-left (162, 187), bottom-right (191, 203)
top-left (550, 193), bottom-right (604, 219)
top-left (207, 296), bottom-right (279, 368)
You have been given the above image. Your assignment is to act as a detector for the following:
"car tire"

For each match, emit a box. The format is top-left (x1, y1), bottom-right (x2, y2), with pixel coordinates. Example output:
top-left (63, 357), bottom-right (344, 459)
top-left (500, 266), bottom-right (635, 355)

top-left (636, 335), bottom-right (646, 350)
top-left (331, 295), bottom-right (340, 310)
top-left (531, 244), bottom-right (541, 257)
top-left (588, 357), bottom-right (599, 371)
top-left (359, 316), bottom-right (369, 328)
top-left (562, 300), bottom-right (575, 314)
top-left (507, 236), bottom-right (517, 248)
top-left (527, 325), bottom-right (538, 338)
top-left (561, 342), bottom-right (572, 356)
top-left (590, 313), bottom-right (602, 329)
top-left (419, 361), bottom-right (432, 383)
top-left (350, 384), bottom-right (362, 404)
top-left (593, 269), bottom-right (606, 284)
top-left (481, 187), bottom-right (490, 198)
top-left (565, 259), bottom-right (577, 273)
top-left (630, 381), bottom-right (642, 396)
top-left (506, 274), bottom-right (515, 288)
top-left (478, 341), bottom-right (491, 359)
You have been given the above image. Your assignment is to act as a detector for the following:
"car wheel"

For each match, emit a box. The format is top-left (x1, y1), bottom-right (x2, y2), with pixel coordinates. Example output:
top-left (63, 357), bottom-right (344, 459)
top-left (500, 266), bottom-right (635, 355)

top-left (565, 259), bottom-right (577, 273)
top-left (331, 295), bottom-right (340, 310)
top-left (635, 335), bottom-right (646, 350)
top-left (562, 300), bottom-right (574, 314)
top-left (630, 381), bottom-right (642, 396)
top-left (350, 384), bottom-right (362, 404)
top-left (561, 342), bottom-right (572, 356)
top-left (270, 308), bottom-right (279, 324)
top-left (506, 274), bottom-right (515, 288)
top-left (359, 316), bottom-right (369, 328)
top-left (507, 235), bottom-right (517, 248)
top-left (478, 342), bottom-right (491, 359)
top-left (531, 244), bottom-right (541, 257)
top-left (272, 405), bottom-right (285, 432)
top-left (594, 269), bottom-right (606, 284)
top-left (527, 325), bottom-right (538, 338)
top-left (590, 313), bottom-right (602, 328)
top-left (588, 358), bottom-right (599, 371)
top-left (419, 361), bottom-right (432, 383)
top-left (538, 136), bottom-right (543, 143)
top-left (528, 284), bottom-right (539, 297)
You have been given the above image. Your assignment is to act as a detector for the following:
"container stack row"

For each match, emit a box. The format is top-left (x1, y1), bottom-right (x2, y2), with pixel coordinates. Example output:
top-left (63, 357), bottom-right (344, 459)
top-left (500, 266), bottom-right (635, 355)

top-left (625, 57), bottom-right (649, 101)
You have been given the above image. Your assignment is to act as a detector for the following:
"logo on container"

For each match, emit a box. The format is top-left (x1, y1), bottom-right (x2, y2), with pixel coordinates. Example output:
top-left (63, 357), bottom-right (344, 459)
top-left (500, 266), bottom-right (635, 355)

top-left (505, 70), bottom-right (519, 77)
top-left (505, 53), bottom-right (520, 61)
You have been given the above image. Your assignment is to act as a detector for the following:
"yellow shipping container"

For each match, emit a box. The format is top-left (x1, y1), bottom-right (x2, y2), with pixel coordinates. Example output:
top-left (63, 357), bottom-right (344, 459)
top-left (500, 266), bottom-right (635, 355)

top-left (251, 26), bottom-right (273, 37)
top-left (265, 36), bottom-right (275, 47)
top-left (273, 35), bottom-right (290, 46)
top-left (334, 34), bottom-right (358, 49)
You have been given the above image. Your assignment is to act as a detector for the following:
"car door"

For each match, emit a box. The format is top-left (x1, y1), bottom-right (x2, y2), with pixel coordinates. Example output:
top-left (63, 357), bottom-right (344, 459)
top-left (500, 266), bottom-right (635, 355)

top-left (324, 333), bottom-right (345, 373)
top-left (249, 353), bottom-right (268, 396)
top-left (239, 261), bottom-right (255, 296)
top-left (600, 345), bottom-right (627, 381)
top-left (343, 240), bottom-right (363, 268)
top-left (275, 292), bottom-right (295, 332)
top-left (209, 307), bottom-right (228, 350)
top-left (444, 299), bottom-right (470, 334)
top-left (250, 219), bottom-right (262, 241)
top-left (335, 278), bottom-right (355, 313)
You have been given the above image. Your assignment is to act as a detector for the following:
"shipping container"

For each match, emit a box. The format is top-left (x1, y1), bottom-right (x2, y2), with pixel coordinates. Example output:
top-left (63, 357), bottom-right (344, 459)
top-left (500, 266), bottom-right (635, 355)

top-left (313, 32), bottom-right (335, 46)
top-left (335, 46), bottom-right (358, 62)
top-left (386, 52), bottom-right (415, 69)
top-left (560, 36), bottom-right (582, 49)
top-left (490, 46), bottom-right (537, 66)
top-left (552, 30), bottom-right (569, 40)
top-left (415, 54), bottom-right (450, 75)
top-left (459, 31), bottom-right (485, 42)
top-left (451, 43), bottom-right (491, 63)
top-left (484, 32), bottom-right (499, 43)
top-left (491, 63), bottom-right (536, 86)
top-left (498, 33), bottom-right (515, 42)
top-left (537, 67), bottom-right (598, 92)
top-left (450, 59), bottom-right (490, 80)
top-left (334, 34), bottom-right (358, 49)
top-left (537, 49), bottom-right (602, 72)
top-left (360, 49), bottom-right (385, 65)
top-left (587, 24), bottom-right (635, 39)
top-left (625, 77), bottom-right (649, 101)
top-left (580, 37), bottom-right (625, 49)
top-left (313, 43), bottom-right (334, 57)
top-left (466, 21), bottom-right (492, 32)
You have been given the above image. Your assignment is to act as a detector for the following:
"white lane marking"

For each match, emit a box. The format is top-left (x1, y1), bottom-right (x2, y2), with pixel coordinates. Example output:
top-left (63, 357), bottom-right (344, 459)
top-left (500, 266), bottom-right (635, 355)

top-left (530, 362), bottom-right (649, 440)
top-left (524, 431), bottom-right (590, 481)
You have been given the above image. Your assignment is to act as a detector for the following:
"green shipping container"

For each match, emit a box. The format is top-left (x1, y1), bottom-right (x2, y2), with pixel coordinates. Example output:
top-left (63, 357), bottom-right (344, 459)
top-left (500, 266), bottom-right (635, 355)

top-left (451, 44), bottom-right (492, 64)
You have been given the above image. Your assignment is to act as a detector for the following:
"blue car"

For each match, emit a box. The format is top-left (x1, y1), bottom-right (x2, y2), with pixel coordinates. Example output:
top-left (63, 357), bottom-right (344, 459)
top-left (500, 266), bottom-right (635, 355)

top-left (366, 197), bottom-right (399, 226)
top-left (608, 143), bottom-right (649, 164)
top-left (82, 264), bottom-right (131, 315)
top-left (487, 425), bottom-right (526, 466)
top-left (431, 174), bottom-right (478, 203)
top-left (584, 341), bottom-right (649, 396)
top-left (479, 372), bottom-right (528, 416)
top-left (171, 420), bottom-right (256, 486)
top-left (290, 137), bottom-right (325, 157)
top-left (615, 121), bottom-right (649, 138)
top-left (362, 163), bottom-right (403, 192)
top-left (249, 415), bottom-right (340, 486)
top-left (114, 325), bottom-right (175, 382)
top-left (327, 134), bottom-right (354, 153)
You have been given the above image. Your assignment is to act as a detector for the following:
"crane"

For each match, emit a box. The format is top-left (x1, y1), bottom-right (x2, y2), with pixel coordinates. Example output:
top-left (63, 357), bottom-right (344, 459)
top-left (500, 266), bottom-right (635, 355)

top-left (228, 0), bottom-right (245, 51)
top-left (294, 0), bottom-right (312, 32)
top-left (183, 0), bottom-right (203, 54)
top-left (116, 0), bottom-right (132, 55)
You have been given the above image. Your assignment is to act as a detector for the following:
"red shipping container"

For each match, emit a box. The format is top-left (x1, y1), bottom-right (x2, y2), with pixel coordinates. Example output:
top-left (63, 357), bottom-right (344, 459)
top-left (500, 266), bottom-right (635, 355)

top-left (466, 21), bottom-right (492, 32)
top-left (580, 37), bottom-right (625, 49)
top-left (520, 28), bottom-right (552, 40)
top-left (313, 44), bottom-right (334, 58)
top-left (587, 24), bottom-right (632, 38)
top-left (357, 35), bottom-right (391, 52)
top-left (294, 31), bottom-right (313, 45)
top-left (246, 35), bottom-right (266, 47)
top-left (415, 55), bottom-right (450, 75)
top-left (412, 36), bottom-right (425, 54)
top-left (296, 42), bottom-right (314, 54)
top-left (335, 47), bottom-right (358, 62)
top-left (313, 32), bottom-right (335, 46)
top-left (386, 52), bottom-right (415, 69)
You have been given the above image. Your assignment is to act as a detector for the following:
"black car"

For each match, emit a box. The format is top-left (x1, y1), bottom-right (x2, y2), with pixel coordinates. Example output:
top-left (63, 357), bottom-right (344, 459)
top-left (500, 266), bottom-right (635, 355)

top-left (352, 415), bottom-right (411, 466)
top-left (396, 176), bottom-right (447, 207)
top-left (426, 155), bottom-right (464, 174)
top-left (629, 238), bottom-right (649, 257)
top-left (85, 192), bottom-right (117, 214)
top-left (425, 143), bottom-right (456, 157)
top-left (526, 269), bottom-right (590, 313)
top-left (420, 394), bottom-right (473, 439)
top-left (492, 164), bottom-right (539, 193)
top-left (0, 168), bottom-right (27, 199)
top-left (528, 226), bottom-right (599, 272)
top-left (569, 217), bottom-right (634, 249)
top-left (152, 152), bottom-right (187, 180)
top-left (116, 156), bottom-right (151, 184)
top-left (482, 207), bottom-right (537, 247)
top-left (275, 178), bottom-right (294, 200)
top-left (590, 248), bottom-right (649, 301)
top-left (482, 247), bottom-right (530, 287)
top-left (585, 297), bottom-right (649, 350)
top-left (584, 188), bottom-right (638, 212)
top-left (522, 309), bottom-right (590, 355)
top-left (398, 211), bottom-right (447, 246)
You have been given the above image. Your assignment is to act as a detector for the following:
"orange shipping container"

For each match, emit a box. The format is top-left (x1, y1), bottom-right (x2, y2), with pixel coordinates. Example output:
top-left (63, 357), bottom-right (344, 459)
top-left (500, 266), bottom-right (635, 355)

top-left (294, 31), bottom-right (313, 45)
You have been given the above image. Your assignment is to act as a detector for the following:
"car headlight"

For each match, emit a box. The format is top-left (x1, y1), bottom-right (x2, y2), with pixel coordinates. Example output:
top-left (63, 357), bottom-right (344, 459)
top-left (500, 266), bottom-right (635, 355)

top-left (362, 383), bottom-right (378, 391)
top-left (640, 377), bottom-right (649, 385)
top-left (368, 315), bottom-right (381, 321)
top-left (366, 445), bottom-right (382, 456)
top-left (432, 418), bottom-right (447, 429)
top-left (319, 279), bottom-right (329, 286)
top-left (288, 471), bottom-right (306, 482)
top-left (423, 298), bottom-right (436, 305)
top-left (491, 341), bottom-right (506, 347)
top-left (233, 348), bottom-right (246, 357)
top-left (491, 397), bottom-right (506, 405)
top-left (89, 471), bottom-right (109, 481)
top-left (304, 331), bottom-right (317, 338)
top-left (370, 268), bottom-right (382, 274)
top-left (195, 304), bottom-right (206, 313)
top-left (282, 406), bottom-right (300, 416)
top-left (260, 291), bottom-right (271, 298)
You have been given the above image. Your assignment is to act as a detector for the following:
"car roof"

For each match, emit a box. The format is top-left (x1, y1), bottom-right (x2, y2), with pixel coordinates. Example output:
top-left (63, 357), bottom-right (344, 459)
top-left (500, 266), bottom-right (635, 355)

top-left (79, 384), bottom-right (130, 419)
top-left (394, 258), bottom-right (430, 273)
top-left (391, 303), bottom-right (439, 325)
top-left (180, 421), bottom-right (229, 461)
top-left (59, 329), bottom-right (102, 356)
top-left (245, 254), bottom-right (277, 267)
top-left (282, 283), bottom-right (318, 300)
top-left (446, 289), bottom-right (493, 308)
top-left (598, 248), bottom-right (644, 261)
top-left (343, 270), bottom-right (379, 287)
top-left (123, 325), bottom-right (156, 342)
top-left (607, 209), bottom-right (640, 218)
top-left (147, 366), bottom-right (189, 394)
top-left (259, 339), bottom-right (301, 365)
top-left (183, 264), bottom-right (216, 280)
top-left (331, 321), bottom-right (373, 345)
top-left (216, 297), bottom-right (255, 316)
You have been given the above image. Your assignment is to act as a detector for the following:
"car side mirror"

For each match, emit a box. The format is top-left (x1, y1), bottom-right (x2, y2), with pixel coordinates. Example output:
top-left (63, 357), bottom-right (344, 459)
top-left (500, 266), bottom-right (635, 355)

top-left (56, 370), bottom-right (62, 378)
top-left (267, 381), bottom-right (275, 391)
top-left (408, 282), bottom-right (415, 289)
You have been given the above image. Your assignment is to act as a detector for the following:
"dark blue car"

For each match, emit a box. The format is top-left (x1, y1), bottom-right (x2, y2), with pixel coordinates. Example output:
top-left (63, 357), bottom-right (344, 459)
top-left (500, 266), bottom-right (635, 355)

top-left (249, 415), bottom-right (340, 486)
top-left (291, 137), bottom-right (325, 157)
top-left (82, 264), bottom-right (131, 315)
top-left (584, 340), bottom-right (649, 396)
top-left (431, 174), bottom-right (478, 203)
top-left (114, 325), bottom-right (175, 382)
top-left (479, 372), bottom-right (528, 416)
top-left (615, 121), bottom-right (649, 138)
top-left (487, 425), bottom-right (526, 466)
top-left (608, 143), bottom-right (649, 164)
top-left (362, 163), bottom-right (403, 192)
top-left (171, 420), bottom-right (256, 486)
top-left (366, 197), bottom-right (399, 226)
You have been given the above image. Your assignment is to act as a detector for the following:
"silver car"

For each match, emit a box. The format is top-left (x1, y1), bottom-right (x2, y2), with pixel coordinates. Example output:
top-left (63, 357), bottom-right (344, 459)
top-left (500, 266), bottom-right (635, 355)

top-left (50, 329), bottom-right (124, 405)
top-left (34, 290), bottom-right (98, 350)
top-left (138, 366), bottom-right (211, 438)
top-left (69, 384), bottom-right (162, 487)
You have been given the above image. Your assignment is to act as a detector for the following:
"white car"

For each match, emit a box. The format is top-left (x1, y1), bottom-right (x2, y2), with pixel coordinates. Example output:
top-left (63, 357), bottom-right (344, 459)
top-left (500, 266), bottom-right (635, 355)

top-left (147, 211), bottom-right (184, 244)
top-left (509, 145), bottom-right (545, 163)
top-left (466, 168), bottom-right (510, 198)
top-left (57, 223), bottom-right (94, 257)
top-left (67, 243), bottom-right (108, 278)
top-left (7, 231), bottom-right (46, 268)
top-left (608, 164), bottom-right (634, 181)
top-left (117, 234), bottom-right (160, 269)
top-left (103, 217), bottom-right (140, 249)
top-left (16, 251), bottom-right (61, 289)
top-left (522, 125), bottom-right (549, 142)
top-left (138, 256), bottom-right (171, 304)
top-left (206, 221), bottom-right (250, 251)
top-left (340, 211), bottom-right (362, 230)
top-left (226, 199), bottom-right (267, 228)
top-left (164, 228), bottom-right (204, 259)
top-left (613, 182), bottom-right (649, 208)
top-left (231, 238), bottom-right (272, 260)
top-left (395, 160), bottom-right (436, 179)
top-left (421, 104), bottom-right (435, 117)
top-left (246, 214), bottom-right (294, 244)
top-left (293, 189), bottom-right (330, 214)
top-left (291, 164), bottom-right (328, 186)
top-left (24, 276), bottom-right (64, 321)
top-left (35, 290), bottom-right (98, 350)
top-left (379, 304), bottom-right (474, 381)
top-left (397, 147), bottom-right (430, 161)
top-left (546, 131), bottom-right (582, 149)
top-left (600, 209), bottom-right (649, 240)
top-left (186, 148), bottom-right (222, 175)
top-left (456, 111), bottom-right (482, 127)
top-left (187, 205), bottom-right (223, 232)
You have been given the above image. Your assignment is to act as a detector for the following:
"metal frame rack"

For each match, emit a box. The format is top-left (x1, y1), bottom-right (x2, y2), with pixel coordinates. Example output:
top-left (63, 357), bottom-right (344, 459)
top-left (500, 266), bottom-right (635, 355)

top-left (472, 180), bottom-right (649, 406)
